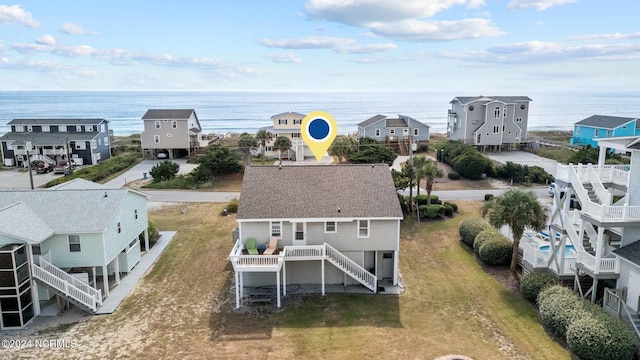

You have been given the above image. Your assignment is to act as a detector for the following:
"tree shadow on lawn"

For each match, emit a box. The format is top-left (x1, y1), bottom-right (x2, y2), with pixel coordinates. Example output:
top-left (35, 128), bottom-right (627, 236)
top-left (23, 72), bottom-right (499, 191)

top-left (209, 277), bottom-right (402, 341)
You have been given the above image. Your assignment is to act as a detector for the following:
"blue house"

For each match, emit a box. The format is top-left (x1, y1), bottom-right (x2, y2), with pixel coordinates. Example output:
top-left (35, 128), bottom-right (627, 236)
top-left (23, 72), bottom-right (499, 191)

top-left (357, 114), bottom-right (430, 142)
top-left (570, 115), bottom-right (640, 147)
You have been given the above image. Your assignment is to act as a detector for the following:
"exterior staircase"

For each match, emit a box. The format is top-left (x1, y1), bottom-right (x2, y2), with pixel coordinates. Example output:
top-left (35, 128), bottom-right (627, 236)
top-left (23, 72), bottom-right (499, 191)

top-left (582, 183), bottom-right (600, 203)
top-left (582, 231), bottom-right (595, 256)
top-left (324, 243), bottom-right (377, 292)
top-left (29, 153), bottom-right (56, 165)
top-left (31, 254), bottom-right (102, 313)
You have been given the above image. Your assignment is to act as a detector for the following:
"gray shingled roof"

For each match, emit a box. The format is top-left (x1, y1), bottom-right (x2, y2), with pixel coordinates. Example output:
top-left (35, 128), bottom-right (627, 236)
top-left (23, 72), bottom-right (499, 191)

top-left (386, 118), bottom-right (407, 127)
top-left (575, 115), bottom-right (637, 129)
top-left (270, 111), bottom-right (306, 119)
top-left (0, 131), bottom-right (100, 145)
top-left (357, 114), bottom-right (387, 128)
top-left (450, 96), bottom-right (532, 104)
top-left (237, 165), bottom-right (403, 220)
top-left (142, 109), bottom-right (195, 120)
top-left (7, 119), bottom-right (106, 125)
top-left (613, 241), bottom-right (640, 266)
top-left (0, 182), bottom-right (147, 243)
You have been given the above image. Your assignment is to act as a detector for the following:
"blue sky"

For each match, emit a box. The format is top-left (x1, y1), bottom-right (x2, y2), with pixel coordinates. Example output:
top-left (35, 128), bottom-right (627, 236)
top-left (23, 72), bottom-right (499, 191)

top-left (1, 0), bottom-right (639, 92)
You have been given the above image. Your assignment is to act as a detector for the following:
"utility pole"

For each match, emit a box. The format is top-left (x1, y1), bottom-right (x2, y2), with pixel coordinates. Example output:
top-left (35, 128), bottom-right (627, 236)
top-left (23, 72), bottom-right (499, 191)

top-left (65, 137), bottom-right (73, 175)
top-left (26, 141), bottom-right (34, 189)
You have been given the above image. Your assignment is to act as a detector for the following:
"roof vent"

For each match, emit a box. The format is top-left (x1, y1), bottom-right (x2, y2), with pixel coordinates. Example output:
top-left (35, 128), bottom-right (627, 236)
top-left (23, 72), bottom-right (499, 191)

top-left (337, 207), bottom-right (341, 213)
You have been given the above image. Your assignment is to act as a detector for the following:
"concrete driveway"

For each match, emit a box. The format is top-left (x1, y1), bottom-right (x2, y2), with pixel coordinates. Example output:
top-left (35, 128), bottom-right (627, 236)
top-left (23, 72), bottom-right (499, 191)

top-left (103, 159), bottom-right (197, 188)
top-left (0, 167), bottom-right (63, 189)
top-left (483, 150), bottom-right (560, 177)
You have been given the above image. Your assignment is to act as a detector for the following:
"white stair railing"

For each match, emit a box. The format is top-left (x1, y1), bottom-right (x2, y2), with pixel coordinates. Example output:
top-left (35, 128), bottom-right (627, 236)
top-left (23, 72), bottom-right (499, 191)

top-left (587, 165), bottom-right (611, 205)
top-left (582, 222), bottom-right (599, 252)
top-left (324, 243), bottom-right (377, 292)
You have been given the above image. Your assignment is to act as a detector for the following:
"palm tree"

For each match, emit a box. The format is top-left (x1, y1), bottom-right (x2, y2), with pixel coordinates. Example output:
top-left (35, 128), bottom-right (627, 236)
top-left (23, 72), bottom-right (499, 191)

top-left (273, 136), bottom-right (291, 165)
top-left (237, 133), bottom-right (257, 165)
top-left (420, 159), bottom-right (444, 201)
top-left (481, 188), bottom-right (547, 273)
top-left (255, 129), bottom-right (272, 165)
top-left (411, 155), bottom-right (429, 196)
top-left (329, 136), bottom-right (355, 164)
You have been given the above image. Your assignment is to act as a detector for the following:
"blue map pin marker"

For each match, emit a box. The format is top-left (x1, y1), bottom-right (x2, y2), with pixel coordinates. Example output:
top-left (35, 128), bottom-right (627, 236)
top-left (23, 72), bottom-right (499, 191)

top-left (301, 111), bottom-right (338, 161)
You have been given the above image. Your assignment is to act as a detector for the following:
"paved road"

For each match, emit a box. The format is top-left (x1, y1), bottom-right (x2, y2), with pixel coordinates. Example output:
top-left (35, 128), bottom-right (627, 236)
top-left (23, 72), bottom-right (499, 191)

top-left (398, 188), bottom-right (551, 201)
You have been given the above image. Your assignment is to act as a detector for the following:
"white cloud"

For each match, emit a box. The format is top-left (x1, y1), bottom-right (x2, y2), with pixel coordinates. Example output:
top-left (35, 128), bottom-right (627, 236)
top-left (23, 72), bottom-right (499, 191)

top-left (337, 43), bottom-right (397, 54)
top-left (35, 34), bottom-right (56, 46)
top-left (260, 36), bottom-right (355, 49)
top-left (60, 22), bottom-right (96, 35)
top-left (369, 18), bottom-right (503, 42)
top-left (264, 52), bottom-right (302, 63)
top-left (569, 32), bottom-right (640, 41)
top-left (0, 4), bottom-right (41, 28)
top-left (305, 0), bottom-right (482, 25)
top-left (507, 0), bottom-right (576, 11)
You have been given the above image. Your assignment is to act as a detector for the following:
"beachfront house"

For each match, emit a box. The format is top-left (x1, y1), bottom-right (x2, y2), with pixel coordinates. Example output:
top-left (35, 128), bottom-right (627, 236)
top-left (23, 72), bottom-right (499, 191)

top-left (0, 179), bottom-right (149, 329)
top-left (570, 115), bottom-right (640, 147)
top-left (520, 135), bottom-right (640, 335)
top-left (229, 165), bottom-right (403, 308)
top-left (0, 118), bottom-right (111, 168)
top-left (258, 111), bottom-right (309, 162)
top-left (447, 96), bottom-right (531, 149)
top-left (140, 109), bottom-right (202, 159)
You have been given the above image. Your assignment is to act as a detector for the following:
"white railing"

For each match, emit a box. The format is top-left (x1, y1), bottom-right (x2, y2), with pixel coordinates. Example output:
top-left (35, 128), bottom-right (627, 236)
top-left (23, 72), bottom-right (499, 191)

top-left (603, 288), bottom-right (640, 343)
top-left (588, 165), bottom-right (611, 205)
top-left (37, 256), bottom-right (102, 305)
top-left (229, 239), bottom-right (243, 257)
top-left (325, 243), bottom-right (377, 292)
top-left (32, 264), bottom-right (102, 312)
top-left (283, 245), bottom-right (324, 258)
top-left (577, 250), bottom-right (620, 274)
top-left (230, 255), bottom-right (282, 268)
top-left (521, 239), bottom-right (577, 276)
top-left (583, 222), bottom-right (598, 251)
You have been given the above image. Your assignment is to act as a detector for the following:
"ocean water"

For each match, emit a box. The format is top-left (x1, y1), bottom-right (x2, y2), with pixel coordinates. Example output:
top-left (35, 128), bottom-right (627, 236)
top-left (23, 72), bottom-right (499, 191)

top-left (0, 90), bottom-right (638, 136)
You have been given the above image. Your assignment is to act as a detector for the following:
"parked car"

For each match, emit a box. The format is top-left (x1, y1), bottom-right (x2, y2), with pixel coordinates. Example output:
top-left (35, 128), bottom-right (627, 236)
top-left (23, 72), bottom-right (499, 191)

top-left (34, 161), bottom-right (54, 174)
top-left (53, 160), bottom-right (76, 175)
top-left (548, 182), bottom-right (566, 197)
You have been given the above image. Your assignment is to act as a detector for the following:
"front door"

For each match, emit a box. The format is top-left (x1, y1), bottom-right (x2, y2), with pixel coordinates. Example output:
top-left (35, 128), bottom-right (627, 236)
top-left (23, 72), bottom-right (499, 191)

top-left (628, 270), bottom-right (640, 312)
top-left (382, 252), bottom-right (394, 280)
top-left (292, 222), bottom-right (306, 246)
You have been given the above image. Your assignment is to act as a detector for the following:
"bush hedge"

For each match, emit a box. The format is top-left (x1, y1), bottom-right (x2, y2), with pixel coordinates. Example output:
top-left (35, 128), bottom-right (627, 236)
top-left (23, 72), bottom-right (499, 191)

top-left (443, 202), bottom-right (458, 212)
top-left (148, 220), bottom-right (160, 247)
top-left (458, 217), bottom-right (492, 247)
top-left (478, 237), bottom-right (512, 265)
top-left (520, 271), bottom-right (558, 302)
top-left (419, 204), bottom-right (445, 218)
top-left (447, 171), bottom-right (460, 180)
top-left (226, 199), bottom-right (239, 213)
top-left (429, 194), bottom-right (439, 204)
top-left (415, 194), bottom-right (429, 206)
top-left (473, 228), bottom-right (499, 253)
top-left (443, 204), bottom-right (454, 217)
top-left (538, 285), bottom-right (588, 339)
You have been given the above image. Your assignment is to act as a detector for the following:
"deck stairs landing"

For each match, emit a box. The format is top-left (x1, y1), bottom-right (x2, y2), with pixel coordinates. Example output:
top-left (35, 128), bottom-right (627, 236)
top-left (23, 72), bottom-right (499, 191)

top-left (324, 243), bottom-right (377, 292)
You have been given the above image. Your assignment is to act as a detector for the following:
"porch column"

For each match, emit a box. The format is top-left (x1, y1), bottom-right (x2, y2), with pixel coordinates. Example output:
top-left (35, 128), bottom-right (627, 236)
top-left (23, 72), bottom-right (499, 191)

top-left (393, 250), bottom-right (399, 285)
top-left (235, 271), bottom-right (240, 309)
top-left (591, 278), bottom-right (599, 303)
top-left (276, 270), bottom-right (281, 308)
top-left (92, 267), bottom-right (97, 290)
top-left (102, 265), bottom-right (109, 298)
top-left (321, 259), bottom-right (325, 296)
top-left (144, 229), bottom-right (149, 252)
top-left (598, 146), bottom-right (607, 166)
top-left (595, 226), bottom-right (605, 273)
top-left (239, 272), bottom-right (244, 298)
top-left (283, 262), bottom-right (287, 296)
top-left (27, 245), bottom-right (41, 316)
top-left (114, 257), bottom-right (120, 286)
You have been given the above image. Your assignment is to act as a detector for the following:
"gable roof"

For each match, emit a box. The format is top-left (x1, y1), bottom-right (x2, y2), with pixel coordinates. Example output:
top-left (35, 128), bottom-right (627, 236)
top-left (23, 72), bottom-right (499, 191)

top-left (575, 115), bottom-right (637, 129)
top-left (142, 109), bottom-right (196, 120)
top-left (358, 114), bottom-right (387, 128)
top-left (270, 111), bottom-right (306, 119)
top-left (359, 114), bottom-right (429, 129)
top-left (0, 183), bottom-right (147, 243)
top-left (237, 165), bottom-right (403, 220)
top-left (450, 96), bottom-right (532, 105)
top-left (7, 119), bottom-right (107, 126)
top-left (613, 241), bottom-right (640, 267)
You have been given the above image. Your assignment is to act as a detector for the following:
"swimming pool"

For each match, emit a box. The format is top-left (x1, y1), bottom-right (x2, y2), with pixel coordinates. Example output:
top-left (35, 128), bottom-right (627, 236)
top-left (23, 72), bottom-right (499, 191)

top-left (540, 244), bottom-right (576, 256)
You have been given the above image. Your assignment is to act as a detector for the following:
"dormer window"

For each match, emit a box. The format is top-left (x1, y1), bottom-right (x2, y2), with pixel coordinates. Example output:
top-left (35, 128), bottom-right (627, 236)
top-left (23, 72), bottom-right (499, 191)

top-left (494, 107), bottom-right (501, 119)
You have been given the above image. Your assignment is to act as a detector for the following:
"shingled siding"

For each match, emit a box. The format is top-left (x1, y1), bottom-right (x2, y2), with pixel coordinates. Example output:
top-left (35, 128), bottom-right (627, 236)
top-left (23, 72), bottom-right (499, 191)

top-left (238, 220), bottom-right (399, 251)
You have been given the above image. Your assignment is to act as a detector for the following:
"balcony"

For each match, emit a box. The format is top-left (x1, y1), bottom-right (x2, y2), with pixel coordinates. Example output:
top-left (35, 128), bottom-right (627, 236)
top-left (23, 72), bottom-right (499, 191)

top-left (521, 238), bottom-right (577, 277)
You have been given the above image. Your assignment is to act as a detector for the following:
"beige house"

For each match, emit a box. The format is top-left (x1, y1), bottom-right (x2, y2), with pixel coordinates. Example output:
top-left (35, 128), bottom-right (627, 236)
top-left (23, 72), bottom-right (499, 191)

top-left (140, 109), bottom-right (202, 159)
top-left (258, 111), bottom-right (309, 162)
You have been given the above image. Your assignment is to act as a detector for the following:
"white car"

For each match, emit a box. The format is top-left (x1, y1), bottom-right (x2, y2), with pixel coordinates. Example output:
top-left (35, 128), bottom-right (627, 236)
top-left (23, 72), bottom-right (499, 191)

top-left (548, 183), bottom-right (557, 197)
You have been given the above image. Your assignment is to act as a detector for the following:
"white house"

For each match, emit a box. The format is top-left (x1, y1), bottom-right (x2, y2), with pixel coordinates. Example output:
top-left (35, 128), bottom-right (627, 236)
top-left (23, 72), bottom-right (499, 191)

top-left (0, 179), bottom-right (149, 329)
top-left (229, 165), bottom-right (403, 308)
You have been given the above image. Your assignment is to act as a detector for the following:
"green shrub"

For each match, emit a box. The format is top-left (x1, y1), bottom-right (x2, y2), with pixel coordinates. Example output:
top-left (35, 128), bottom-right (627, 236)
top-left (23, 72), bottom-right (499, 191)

top-left (429, 194), bottom-right (439, 204)
top-left (473, 228), bottom-right (500, 253)
top-left (458, 217), bottom-right (492, 247)
top-left (143, 174), bottom-right (204, 189)
top-left (484, 193), bottom-right (494, 201)
top-left (419, 204), bottom-right (445, 218)
top-left (566, 312), bottom-right (637, 360)
top-left (478, 237), bottom-right (512, 265)
top-left (453, 152), bottom-right (492, 180)
top-left (149, 160), bottom-right (180, 182)
top-left (148, 220), bottom-right (160, 247)
top-left (520, 271), bottom-right (558, 302)
top-left (415, 194), bottom-right (429, 206)
top-left (443, 204), bottom-right (454, 217)
top-left (226, 198), bottom-right (239, 213)
top-left (44, 153), bottom-right (140, 187)
top-left (538, 285), bottom-right (586, 339)
top-left (447, 171), bottom-right (461, 180)
top-left (443, 202), bottom-right (458, 212)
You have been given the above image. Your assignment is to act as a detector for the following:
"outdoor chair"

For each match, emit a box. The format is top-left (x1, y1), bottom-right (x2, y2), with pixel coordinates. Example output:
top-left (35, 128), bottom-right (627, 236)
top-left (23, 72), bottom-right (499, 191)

top-left (263, 237), bottom-right (278, 255)
top-left (246, 238), bottom-right (259, 255)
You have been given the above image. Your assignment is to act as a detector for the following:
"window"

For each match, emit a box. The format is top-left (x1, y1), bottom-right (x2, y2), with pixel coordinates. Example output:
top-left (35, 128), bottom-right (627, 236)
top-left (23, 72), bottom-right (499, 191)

top-left (167, 133), bottom-right (172, 137)
top-left (266, 146), bottom-right (273, 152)
top-left (576, 127), bottom-right (580, 134)
top-left (155, 121), bottom-right (161, 129)
top-left (101, 124), bottom-right (106, 132)
top-left (358, 220), bottom-right (369, 238)
top-left (75, 142), bottom-right (86, 150)
top-left (15, 125), bottom-right (24, 132)
top-left (515, 117), bottom-right (522, 123)
top-left (414, 128), bottom-right (419, 136)
top-left (42, 125), bottom-right (50, 132)
top-left (270, 221), bottom-right (282, 238)
top-left (128, 239), bottom-right (138, 251)
top-left (520, 104), bottom-right (526, 110)
top-left (403, 128), bottom-right (409, 135)
top-left (32, 245), bottom-right (41, 255)
top-left (76, 125), bottom-right (82, 132)
top-left (325, 221), bottom-right (337, 233)
top-left (59, 125), bottom-right (66, 132)
top-left (389, 128), bottom-right (395, 135)
top-left (134, 209), bottom-right (138, 220)
top-left (468, 105), bottom-right (474, 111)
top-left (104, 136), bottom-right (109, 145)
top-left (595, 129), bottom-right (599, 137)
top-left (117, 222), bottom-right (121, 234)
top-left (503, 106), bottom-right (507, 118)
top-left (375, 129), bottom-right (381, 137)
top-left (98, 138), bottom-right (102, 146)
top-left (292, 133), bottom-right (300, 138)
top-left (154, 135), bottom-right (160, 143)
top-left (278, 119), bottom-right (287, 125)
top-left (27, 125), bottom-right (33, 132)
top-left (608, 130), bottom-right (613, 137)
top-left (494, 107), bottom-right (501, 119)
top-left (293, 119), bottom-right (302, 125)
top-left (69, 235), bottom-right (81, 252)
top-left (172, 121), bottom-right (177, 129)
top-left (86, 125), bottom-right (94, 132)
top-left (493, 126), bottom-right (500, 134)
top-left (502, 125), bottom-right (506, 132)
top-left (96, 152), bottom-right (101, 160)
top-left (91, 140), bottom-right (97, 149)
